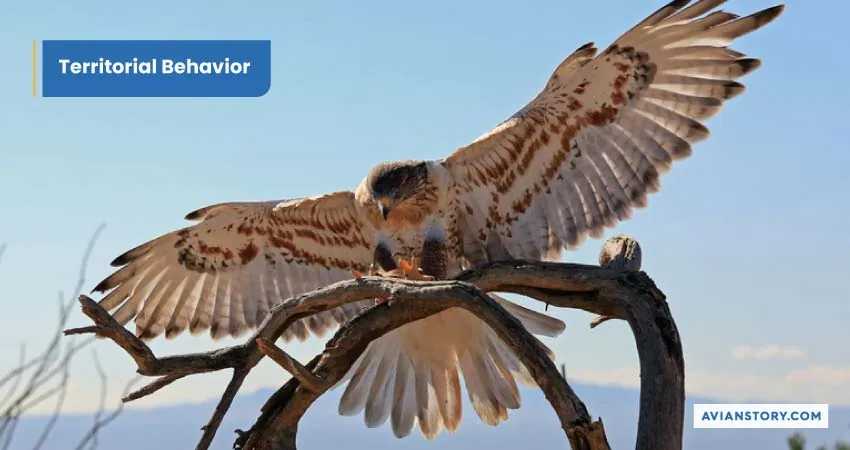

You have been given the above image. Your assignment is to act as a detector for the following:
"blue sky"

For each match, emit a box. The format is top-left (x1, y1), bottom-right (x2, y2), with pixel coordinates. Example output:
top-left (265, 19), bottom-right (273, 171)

top-left (1, 0), bottom-right (848, 419)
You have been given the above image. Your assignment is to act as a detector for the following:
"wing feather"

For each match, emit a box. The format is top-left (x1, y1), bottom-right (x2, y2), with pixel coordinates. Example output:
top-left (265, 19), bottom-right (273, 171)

top-left (165, 273), bottom-right (206, 338)
top-left (442, 1), bottom-right (782, 261)
top-left (92, 191), bottom-right (375, 341)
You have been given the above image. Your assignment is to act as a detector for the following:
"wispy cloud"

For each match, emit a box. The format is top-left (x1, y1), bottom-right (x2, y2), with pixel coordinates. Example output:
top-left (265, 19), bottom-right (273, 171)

top-left (572, 364), bottom-right (850, 404)
top-left (731, 345), bottom-right (807, 360)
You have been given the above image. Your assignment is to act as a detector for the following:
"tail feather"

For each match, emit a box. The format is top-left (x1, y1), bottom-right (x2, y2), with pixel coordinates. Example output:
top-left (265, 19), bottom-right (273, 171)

top-left (363, 342), bottom-right (397, 428)
top-left (390, 354), bottom-right (417, 438)
top-left (414, 364), bottom-right (443, 439)
top-left (459, 351), bottom-right (510, 426)
top-left (491, 293), bottom-right (566, 338)
top-left (338, 344), bottom-right (380, 416)
top-left (336, 296), bottom-right (563, 438)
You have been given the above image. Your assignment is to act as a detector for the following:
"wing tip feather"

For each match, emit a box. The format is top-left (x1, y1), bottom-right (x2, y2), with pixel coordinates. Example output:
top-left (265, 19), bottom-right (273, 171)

top-left (184, 208), bottom-right (207, 221)
top-left (136, 327), bottom-right (159, 342)
top-left (723, 81), bottom-right (746, 99)
top-left (110, 249), bottom-right (137, 267)
top-left (575, 41), bottom-right (596, 52)
top-left (91, 277), bottom-right (111, 293)
top-left (752, 5), bottom-right (785, 30)
top-left (735, 58), bottom-right (762, 78)
top-left (164, 325), bottom-right (184, 340)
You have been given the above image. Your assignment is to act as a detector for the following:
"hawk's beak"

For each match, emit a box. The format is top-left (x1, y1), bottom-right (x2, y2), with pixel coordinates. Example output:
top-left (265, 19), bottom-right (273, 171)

top-left (378, 197), bottom-right (392, 220)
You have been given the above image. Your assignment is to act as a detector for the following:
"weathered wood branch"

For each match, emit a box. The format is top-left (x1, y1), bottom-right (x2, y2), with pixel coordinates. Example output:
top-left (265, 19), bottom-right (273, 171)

top-left (66, 235), bottom-right (683, 450)
top-left (238, 281), bottom-right (609, 450)
top-left (456, 237), bottom-right (684, 450)
top-left (591, 234), bottom-right (643, 328)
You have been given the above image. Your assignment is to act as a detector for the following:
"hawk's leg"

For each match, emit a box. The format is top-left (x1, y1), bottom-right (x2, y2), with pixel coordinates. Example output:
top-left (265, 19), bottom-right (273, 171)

top-left (372, 241), bottom-right (406, 305)
top-left (351, 244), bottom-right (396, 279)
top-left (374, 242), bottom-right (398, 273)
top-left (419, 236), bottom-right (448, 281)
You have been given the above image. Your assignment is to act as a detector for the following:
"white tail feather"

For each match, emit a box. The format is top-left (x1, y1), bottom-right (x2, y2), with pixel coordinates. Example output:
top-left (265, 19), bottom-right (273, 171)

top-left (336, 296), bottom-right (564, 438)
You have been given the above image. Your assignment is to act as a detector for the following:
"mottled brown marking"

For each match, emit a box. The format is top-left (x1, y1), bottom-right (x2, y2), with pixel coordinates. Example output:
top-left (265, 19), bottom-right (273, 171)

top-left (473, 165), bottom-right (488, 185)
top-left (513, 122), bottom-right (538, 176)
top-left (611, 73), bottom-right (629, 105)
top-left (294, 228), bottom-right (327, 246)
top-left (198, 241), bottom-right (234, 260)
top-left (238, 241), bottom-right (259, 264)
top-left (458, 43), bottom-right (657, 239)
top-left (539, 129), bottom-right (551, 145)
top-left (511, 188), bottom-right (535, 214)
top-left (236, 222), bottom-right (261, 236)
top-left (585, 104), bottom-right (618, 126)
top-left (573, 80), bottom-right (589, 94)
top-left (611, 90), bottom-right (625, 105)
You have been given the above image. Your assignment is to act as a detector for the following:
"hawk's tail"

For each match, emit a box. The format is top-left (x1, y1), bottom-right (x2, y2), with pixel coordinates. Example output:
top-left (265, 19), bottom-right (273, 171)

top-left (334, 295), bottom-right (565, 439)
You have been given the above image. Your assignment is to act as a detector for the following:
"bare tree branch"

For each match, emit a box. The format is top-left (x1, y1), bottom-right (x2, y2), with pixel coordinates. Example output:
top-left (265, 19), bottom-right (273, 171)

top-left (1, 223), bottom-right (105, 429)
top-left (456, 261), bottom-right (684, 449)
top-left (255, 339), bottom-right (326, 393)
top-left (87, 351), bottom-right (107, 450)
top-left (0, 346), bottom-right (28, 413)
top-left (73, 375), bottom-right (142, 450)
top-left (28, 358), bottom-right (70, 450)
top-left (590, 234), bottom-right (643, 328)
top-left (122, 373), bottom-right (187, 403)
top-left (70, 235), bottom-right (683, 450)
top-left (0, 224), bottom-right (132, 450)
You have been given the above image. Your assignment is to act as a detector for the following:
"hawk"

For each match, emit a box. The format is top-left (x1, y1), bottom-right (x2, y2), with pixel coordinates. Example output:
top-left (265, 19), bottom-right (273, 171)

top-left (92, 0), bottom-right (783, 440)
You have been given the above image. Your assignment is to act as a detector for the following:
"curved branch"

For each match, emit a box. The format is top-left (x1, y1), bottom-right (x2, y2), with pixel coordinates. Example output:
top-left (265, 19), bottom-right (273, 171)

top-left (239, 281), bottom-right (608, 450)
top-left (457, 253), bottom-right (684, 450)
top-left (69, 236), bottom-right (683, 450)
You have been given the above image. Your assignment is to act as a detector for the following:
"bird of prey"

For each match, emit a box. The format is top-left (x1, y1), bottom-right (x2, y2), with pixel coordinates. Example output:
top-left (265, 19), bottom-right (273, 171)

top-left (91, 0), bottom-right (783, 440)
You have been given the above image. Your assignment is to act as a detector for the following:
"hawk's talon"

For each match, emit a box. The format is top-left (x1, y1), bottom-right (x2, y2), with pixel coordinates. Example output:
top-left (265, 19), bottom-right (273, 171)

top-left (396, 257), bottom-right (434, 281)
top-left (397, 259), bottom-right (415, 277)
top-left (416, 267), bottom-right (437, 281)
top-left (367, 255), bottom-right (434, 282)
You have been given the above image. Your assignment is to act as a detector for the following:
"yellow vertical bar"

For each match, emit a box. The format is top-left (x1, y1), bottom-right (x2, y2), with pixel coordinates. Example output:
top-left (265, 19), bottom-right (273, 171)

top-left (32, 40), bottom-right (37, 97)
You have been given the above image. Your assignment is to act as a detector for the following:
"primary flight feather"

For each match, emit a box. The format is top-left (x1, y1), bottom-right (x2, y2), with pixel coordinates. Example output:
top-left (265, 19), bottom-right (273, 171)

top-left (91, 0), bottom-right (783, 439)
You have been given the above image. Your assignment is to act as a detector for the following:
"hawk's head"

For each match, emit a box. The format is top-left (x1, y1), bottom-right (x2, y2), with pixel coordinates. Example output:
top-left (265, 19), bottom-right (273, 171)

top-left (364, 160), bottom-right (430, 220)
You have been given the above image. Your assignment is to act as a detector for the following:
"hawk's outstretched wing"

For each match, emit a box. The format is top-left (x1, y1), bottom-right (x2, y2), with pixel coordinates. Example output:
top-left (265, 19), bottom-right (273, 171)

top-left (93, 191), bottom-right (376, 341)
top-left (443, 0), bottom-right (783, 263)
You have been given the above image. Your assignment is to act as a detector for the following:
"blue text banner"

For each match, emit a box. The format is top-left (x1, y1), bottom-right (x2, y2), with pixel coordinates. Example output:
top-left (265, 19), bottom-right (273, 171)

top-left (40, 40), bottom-right (271, 97)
